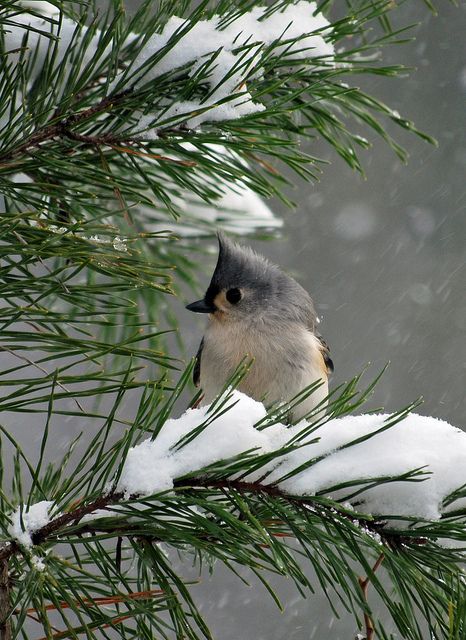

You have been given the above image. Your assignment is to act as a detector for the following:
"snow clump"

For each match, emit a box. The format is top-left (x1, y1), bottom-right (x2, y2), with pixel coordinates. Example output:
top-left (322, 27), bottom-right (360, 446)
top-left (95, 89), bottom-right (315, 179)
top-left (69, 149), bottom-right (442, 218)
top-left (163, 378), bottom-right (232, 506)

top-left (119, 393), bottom-right (286, 496)
top-left (8, 501), bottom-right (54, 548)
top-left (118, 391), bottom-right (466, 522)
top-left (128, 1), bottom-right (334, 129)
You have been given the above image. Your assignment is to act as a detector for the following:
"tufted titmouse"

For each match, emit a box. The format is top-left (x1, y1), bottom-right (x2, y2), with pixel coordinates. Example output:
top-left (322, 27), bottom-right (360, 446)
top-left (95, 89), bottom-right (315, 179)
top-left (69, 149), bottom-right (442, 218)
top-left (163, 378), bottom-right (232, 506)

top-left (186, 234), bottom-right (333, 422)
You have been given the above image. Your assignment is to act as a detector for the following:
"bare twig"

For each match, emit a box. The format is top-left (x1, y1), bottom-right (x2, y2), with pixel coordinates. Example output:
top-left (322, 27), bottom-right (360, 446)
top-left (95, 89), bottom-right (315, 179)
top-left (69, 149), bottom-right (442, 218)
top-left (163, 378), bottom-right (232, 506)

top-left (20, 588), bottom-right (164, 615)
top-left (0, 559), bottom-right (11, 640)
top-left (358, 552), bottom-right (385, 640)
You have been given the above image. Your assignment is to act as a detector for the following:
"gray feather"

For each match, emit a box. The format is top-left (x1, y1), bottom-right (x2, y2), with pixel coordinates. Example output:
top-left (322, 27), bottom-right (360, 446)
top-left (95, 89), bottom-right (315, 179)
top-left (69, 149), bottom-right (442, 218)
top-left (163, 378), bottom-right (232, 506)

top-left (206, 233), bottom-right (318, 330)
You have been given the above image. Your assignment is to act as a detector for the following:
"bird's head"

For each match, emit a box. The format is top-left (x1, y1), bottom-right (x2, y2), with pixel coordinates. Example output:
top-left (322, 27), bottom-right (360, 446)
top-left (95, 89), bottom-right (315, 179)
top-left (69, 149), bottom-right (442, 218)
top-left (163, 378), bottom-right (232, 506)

top-left (186, 233), bottom-right (316, 328)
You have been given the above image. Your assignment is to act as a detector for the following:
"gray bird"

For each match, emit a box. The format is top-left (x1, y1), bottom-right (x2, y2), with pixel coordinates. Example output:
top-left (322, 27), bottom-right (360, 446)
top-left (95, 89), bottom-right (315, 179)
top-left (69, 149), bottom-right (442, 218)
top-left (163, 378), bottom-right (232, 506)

top-left (186, 234), bottom-right (333, 421)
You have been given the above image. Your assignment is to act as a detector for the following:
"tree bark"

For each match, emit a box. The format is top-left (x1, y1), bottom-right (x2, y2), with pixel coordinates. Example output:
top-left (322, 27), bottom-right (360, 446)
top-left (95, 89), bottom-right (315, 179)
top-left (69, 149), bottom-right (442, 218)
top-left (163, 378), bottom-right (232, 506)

top-left (0, 558), bottom-right (11, 640)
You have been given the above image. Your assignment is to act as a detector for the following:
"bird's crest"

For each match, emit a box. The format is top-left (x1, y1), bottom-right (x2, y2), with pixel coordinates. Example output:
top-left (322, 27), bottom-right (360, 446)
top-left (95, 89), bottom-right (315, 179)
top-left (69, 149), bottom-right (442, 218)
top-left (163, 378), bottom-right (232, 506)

top-left (209, 232), bottom-right (275, 292)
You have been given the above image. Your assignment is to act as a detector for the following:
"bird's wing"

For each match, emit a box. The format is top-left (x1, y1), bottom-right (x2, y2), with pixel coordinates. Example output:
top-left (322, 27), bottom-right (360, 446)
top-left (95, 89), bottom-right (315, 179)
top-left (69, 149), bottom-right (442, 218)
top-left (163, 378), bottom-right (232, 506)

top-left (316, 334), bottom-right (334, 375)
top-left (193, 338), bottom-right (204, 387)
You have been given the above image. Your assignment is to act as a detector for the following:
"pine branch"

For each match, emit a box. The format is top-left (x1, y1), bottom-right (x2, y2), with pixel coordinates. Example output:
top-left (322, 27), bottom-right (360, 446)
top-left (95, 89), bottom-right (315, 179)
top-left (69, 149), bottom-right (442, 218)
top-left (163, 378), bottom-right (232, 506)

top-left (358, 552), bottom-right (385, 640)
top-left (0, 478), bottom-right (392, 564)
top-left (0, 91), bottom-right (130, 163)
top-left (0, 2), bottom-right (463, 639)
top-left (0, 89), bottom-right (196, 169)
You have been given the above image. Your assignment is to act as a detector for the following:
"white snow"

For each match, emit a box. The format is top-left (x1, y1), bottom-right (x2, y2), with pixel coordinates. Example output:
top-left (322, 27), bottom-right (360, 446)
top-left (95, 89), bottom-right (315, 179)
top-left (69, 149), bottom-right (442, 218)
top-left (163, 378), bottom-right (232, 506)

top-left (5, 4), bottom-right (327, 236)
top-left (6, 2), bottom-right (334, 130)
top-left (129, 3), bottom-right (332, 85)
top-left (118, 392), bottom-right (286, 496)
top-left (30, 555), bottom-right (46, 572)
top-left (112, 236), bottom-right (128, 252)
top-left (16, 1), bottom-right (58, 15)
top-left (11, 396), bottom-right (466, 545)
top-left (143, 181), bottom-right (282, 236)
top-left (118, 391), bottom-right (466, 522)
top-left (216, 185), bottom-right (282, 234)
top-left (9, 501), bottom-right (54, 548)
top-left (129, 1), bottom-right (334, 129)
top-left (4, 16), bottom-right (86, 81)
top-left (140, 142), bottom-right (281, 235)
top-left (80, 508), bottom-right (120, 523)
top-left (269, 412), bottom-right (466, 520)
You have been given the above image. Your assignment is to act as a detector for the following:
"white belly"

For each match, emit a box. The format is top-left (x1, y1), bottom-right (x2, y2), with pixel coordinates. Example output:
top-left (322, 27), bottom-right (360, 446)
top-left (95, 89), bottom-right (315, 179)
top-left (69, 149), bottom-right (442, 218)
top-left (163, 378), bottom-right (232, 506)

top-left (200, 321), bottom-right (328, 422)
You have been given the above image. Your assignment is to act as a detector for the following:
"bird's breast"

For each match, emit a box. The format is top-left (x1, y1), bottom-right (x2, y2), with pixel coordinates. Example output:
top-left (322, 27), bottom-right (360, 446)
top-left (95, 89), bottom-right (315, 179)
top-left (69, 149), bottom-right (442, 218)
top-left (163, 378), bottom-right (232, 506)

top-left (200, 321), bottom-right (328, 419)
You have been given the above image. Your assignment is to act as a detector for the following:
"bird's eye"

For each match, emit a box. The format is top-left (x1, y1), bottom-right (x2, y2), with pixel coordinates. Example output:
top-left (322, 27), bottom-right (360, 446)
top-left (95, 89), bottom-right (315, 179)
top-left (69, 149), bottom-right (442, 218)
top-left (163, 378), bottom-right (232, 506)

top-left (226, 288), bottom-right (242, 304)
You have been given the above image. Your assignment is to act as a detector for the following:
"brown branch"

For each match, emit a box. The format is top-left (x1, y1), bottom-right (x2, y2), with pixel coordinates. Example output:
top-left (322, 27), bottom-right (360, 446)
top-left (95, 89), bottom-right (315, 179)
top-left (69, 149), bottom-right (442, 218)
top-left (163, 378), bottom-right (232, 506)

top-left (35, 612), bottom-right (133, 640)
top-left (0, 91), bottom-right (132, 163)
top-left (0, 559), bottom-right (11, 640)
top-left (62, 131), bottom-right (197, 166)
top-left (0, 492), bottom-right (122, 562)
top-left (0, 89), bottom-right (196, 169)
top-left (358, 552), bottom-right (385, 640)
top-left (0, 477), bottom-right (422, 565)
top-left (31, 493), bottom-right (124, 547)
top-left (21, 588), bottom-right (164, 615)
top-left (64, 133), bottom-right (197, 167)
top-left (60, 129), bottom-right (119, 146)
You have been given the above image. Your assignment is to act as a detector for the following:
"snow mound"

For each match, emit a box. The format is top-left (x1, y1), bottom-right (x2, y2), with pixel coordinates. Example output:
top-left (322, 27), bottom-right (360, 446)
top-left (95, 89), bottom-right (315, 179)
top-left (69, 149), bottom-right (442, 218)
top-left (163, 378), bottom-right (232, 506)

top-left (119, 393), bottom-right (286, 496)
top-left (9, 501), bottom-right (54, 548)
top-left (271, 412), bottom-right (466, 520)
top-left (118, 391), bottom-right (466, 521)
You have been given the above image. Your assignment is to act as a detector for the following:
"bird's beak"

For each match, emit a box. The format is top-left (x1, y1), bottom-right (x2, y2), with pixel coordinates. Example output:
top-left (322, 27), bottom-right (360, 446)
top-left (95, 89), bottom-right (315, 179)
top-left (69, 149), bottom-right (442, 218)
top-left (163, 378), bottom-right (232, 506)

top-left (186, 299), bottom-right (216, 314)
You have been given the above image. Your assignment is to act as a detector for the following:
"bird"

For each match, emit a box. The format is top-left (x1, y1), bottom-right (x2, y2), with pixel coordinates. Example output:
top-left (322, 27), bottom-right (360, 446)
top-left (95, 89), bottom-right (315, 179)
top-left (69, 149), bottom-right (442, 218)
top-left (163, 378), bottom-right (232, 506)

top-left (186, 233), bottom-right (333, 422)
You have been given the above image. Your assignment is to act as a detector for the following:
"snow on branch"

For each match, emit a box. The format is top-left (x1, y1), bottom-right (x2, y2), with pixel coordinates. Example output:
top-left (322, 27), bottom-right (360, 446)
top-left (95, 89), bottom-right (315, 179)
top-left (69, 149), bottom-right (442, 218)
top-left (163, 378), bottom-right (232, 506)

top-left (127, 0), bottom-right (334, 130)
top-left (8, 500), bottom-right (54, 548)
top-left (6, 1), bottom-right (335, 132)
top-left (118, 391), bottom-right (466, 522)
top-left (6, 391), bottom-right (466, 555)
top-left (141, 143), bottom-right (283, 235)
top-left (3, 2), bottom-right (333, 233)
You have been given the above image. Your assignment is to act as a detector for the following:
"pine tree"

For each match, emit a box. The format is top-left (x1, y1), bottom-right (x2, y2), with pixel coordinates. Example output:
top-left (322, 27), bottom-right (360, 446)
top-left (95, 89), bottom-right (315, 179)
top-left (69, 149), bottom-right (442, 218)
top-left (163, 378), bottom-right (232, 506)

top-left (0, 2), bottom-right (464, 640)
